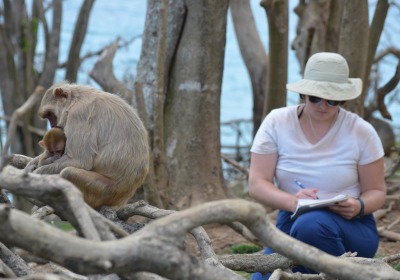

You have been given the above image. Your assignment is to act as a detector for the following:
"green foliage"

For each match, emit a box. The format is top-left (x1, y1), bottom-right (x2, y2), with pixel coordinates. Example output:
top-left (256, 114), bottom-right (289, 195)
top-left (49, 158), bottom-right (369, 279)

top-left (235, 271), bottom-right (251, 279)
top-left (31, 17), bottom-right (39, 36)
top-left (394, 262), bottom-right (400, 271)
top-left (230, 243), bottom-right (262, 254)
top-left (230, 183), bottom-right (249, 199)
top-left (48, 221), bottom-right (75, 232)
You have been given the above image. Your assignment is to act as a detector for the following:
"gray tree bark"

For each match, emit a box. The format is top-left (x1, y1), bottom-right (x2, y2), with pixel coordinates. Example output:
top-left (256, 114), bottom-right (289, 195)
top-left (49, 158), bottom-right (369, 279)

top-left (164, 0), bottom-right (229, 208)
top-left (261, 0), bottom-right (288, 116)
top-left (230, 0), bottom-right (268, 135)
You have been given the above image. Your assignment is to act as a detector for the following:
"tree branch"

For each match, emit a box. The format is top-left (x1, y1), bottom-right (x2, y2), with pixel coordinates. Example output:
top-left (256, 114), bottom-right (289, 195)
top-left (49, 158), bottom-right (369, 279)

top-left (0, 198), bottom-right (399, 279)
top-left (376, 60), bottom-right (400, 120)
top-left (0, 165), bottom-right (100, 241)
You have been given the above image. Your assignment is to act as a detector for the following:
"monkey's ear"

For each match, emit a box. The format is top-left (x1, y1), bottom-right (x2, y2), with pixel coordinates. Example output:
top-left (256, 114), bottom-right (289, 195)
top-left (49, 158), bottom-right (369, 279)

top-left (38, 140), bottom-right (45, 148)
top-left (54, 88), bottom-right (68, 98)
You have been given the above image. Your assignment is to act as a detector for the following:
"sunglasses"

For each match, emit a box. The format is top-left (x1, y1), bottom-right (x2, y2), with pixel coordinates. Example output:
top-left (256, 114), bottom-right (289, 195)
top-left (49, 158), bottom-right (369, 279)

top-left (308, 96), bottom-right (341, 107)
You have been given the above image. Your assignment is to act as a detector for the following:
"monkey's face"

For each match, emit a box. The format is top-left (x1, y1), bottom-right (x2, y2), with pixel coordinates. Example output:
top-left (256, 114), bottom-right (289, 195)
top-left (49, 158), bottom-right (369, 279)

top-left (39, 87), bottom-right (69, 127)
top-left (39, 127), bottom-right (66, 157)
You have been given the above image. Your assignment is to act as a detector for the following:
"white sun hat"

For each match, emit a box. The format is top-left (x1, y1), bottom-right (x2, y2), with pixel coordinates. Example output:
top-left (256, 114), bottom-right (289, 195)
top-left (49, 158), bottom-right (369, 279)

top-left (286, 52), bottom-right (362, 101)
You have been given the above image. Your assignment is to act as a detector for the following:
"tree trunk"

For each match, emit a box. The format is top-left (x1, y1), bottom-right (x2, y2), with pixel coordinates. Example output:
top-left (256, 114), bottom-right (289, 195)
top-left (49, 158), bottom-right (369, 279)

top-left (134, 0), bottom-right (186, 208)
top-left (65, 0), bottom-right (95, 82)
top-left (261, 0), bottom-right (288, 116)
top-left (363, 0), bottom-right (389, 98)
top-left (164, 0), bottom-right (229, 209)
top-left (338, 0), bottom-right (369, 116)
top-left (291, 0), bottom-right (343, 73)
top-left (230, 0), bottom-right (268, 136)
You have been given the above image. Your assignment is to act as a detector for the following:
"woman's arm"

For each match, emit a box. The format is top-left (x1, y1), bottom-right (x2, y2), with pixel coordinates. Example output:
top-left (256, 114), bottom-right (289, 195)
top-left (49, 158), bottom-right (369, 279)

top-left (248, 153), bottom-right (298, 212)
top-left (330, 157), bottom-right (386, 219)
top-left (358, 157), bottom-right (386, 213)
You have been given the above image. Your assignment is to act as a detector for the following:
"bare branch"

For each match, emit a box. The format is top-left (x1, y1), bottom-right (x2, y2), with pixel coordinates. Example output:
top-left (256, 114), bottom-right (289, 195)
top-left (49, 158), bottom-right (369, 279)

top-left (0, 204), bottom-right (243, 279)
top-left (1, 86), bottom-right (46, 160)
top-left (376, 60), bottom-right (400, 120)
top-left (117, 200), bottom-right (222, 267)
top-left (221, 154), bottom-right (249, 176)
top-left (65, 0), bottom-right (95, 82)
top-left (89, 39), bottom-right (133, 102)
top-left (219, 253), bottom-right (295, 274)
top-left (0, 258), bottom-right (17, 278)
top-left (1, 198), bottom-right (399, 279)
top-left (0, 165), bottom-right (100, 241)
top-left (0, 242), bottom-right (32, 277)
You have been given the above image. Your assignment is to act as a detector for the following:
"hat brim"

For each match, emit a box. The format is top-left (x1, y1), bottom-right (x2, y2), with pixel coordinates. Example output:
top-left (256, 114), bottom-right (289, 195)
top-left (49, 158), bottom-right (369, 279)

top-left (286, 78), bottom-right (362, 101)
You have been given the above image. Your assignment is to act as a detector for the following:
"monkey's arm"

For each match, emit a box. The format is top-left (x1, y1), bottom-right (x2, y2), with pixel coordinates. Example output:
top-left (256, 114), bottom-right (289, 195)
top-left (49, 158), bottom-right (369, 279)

top-left (34, 155), bottom-right (88, 175)
top-left (35, 113), bottom-right (97, 175)
top-left (24, 156), bottom-right (41, 172)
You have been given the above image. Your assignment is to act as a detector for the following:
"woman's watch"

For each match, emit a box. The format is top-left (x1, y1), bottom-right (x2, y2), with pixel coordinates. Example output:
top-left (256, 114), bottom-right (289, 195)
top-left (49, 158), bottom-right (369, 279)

top-left (356, 197), bottom-right (365, 218)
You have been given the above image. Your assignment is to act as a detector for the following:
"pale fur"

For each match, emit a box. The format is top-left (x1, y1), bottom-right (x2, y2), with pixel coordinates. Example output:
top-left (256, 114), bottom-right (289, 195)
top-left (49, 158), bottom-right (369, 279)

top-left (28, 82), bottom-right (149, 209)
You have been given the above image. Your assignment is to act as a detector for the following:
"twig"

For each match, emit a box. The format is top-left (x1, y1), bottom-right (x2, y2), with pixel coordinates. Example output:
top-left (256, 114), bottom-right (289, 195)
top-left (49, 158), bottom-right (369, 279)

top-left (0, 115), bottom-right (47, 137)
top-left (1, 85), bottom-right (45, 164)
top-left (376, 60), bottom-right (400, 120)
top-left (221, 154), bottom-right (249, 176)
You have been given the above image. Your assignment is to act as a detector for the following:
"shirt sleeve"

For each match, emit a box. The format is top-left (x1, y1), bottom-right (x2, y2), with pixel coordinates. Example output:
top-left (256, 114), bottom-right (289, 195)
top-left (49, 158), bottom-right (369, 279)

top-left (358, 120), bottom-right (384, 165)
top-left (250, 109), bottom-right (279, 154)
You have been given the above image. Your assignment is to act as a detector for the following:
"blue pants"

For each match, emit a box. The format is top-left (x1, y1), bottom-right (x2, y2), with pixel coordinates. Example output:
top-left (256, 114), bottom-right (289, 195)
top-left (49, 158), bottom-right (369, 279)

top-left (251, 209), bottom-right (379, 279)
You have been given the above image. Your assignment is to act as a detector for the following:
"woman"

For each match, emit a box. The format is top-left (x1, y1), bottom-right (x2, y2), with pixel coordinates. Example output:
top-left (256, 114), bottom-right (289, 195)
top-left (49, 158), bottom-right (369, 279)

top-left (249, 52), bottom-right (386, 279)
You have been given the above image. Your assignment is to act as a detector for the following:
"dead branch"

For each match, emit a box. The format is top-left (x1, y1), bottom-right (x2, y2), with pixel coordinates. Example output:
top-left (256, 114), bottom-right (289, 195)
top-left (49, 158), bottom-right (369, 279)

top-left (0, 242), bottom-right (32, 277)
top-left (374, 47), bottom-right (400, 62)
top-left (219, 253), bottom-right (295, 275)
top-left (89, 207), bottom-right (131, 238)
top-left (386, 194), bottom-right (400, 200)
top-left (376, 60), bottom-right (400, 120)
top-left (0, 259), bottom-right (16, 278)
top-left (229, 221), bottom-right (261, 246)
top-left (1, 86), bottom-right (45, 160)
top-left (0, 115), bottom-right (46, 137)
top-left (384, 156), bottom-right (400, 178)
top-left (374, 201), bottom-right (394, 221)
top-left (5, 274), bottom-right (73, 280)
top-left (378, 228), bottom-right (400, 241)
top-left (382, 253), bottom-right (400, 264)
top-left (89, 39), bottom-right (133, 103)
top-left (0, 165), bottom-right (100, 241)
top-left (117, 200), bottom-right (222, 268)
top-left (7, 154), bottom-right (32, 169)
top-left (31, 205), bottom-right (55, 220)
top-left (1, 198), bottom-right (400, 279)
top-left (0, 204), bottom-right (243, 279)
top-left (221, 251), bottom-right (395, 277)
top-left (221, 154), bottom-right (249, 176)
top-left (30, 205), bottom-right (130, 240)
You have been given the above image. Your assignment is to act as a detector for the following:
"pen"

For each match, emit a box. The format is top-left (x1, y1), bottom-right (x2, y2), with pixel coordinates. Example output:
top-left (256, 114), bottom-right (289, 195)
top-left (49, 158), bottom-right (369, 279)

top-left (294, 179), bottom-right (319, 199)
top-left (294, 179), bottom-right (305, 189)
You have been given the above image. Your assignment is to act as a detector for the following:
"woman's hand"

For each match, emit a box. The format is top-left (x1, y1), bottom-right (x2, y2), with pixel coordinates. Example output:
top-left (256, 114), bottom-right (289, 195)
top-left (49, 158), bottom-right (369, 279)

top-left (329, 197), bottom-right (361, 220)
top-left (295, 188), bottom-right (319, 200)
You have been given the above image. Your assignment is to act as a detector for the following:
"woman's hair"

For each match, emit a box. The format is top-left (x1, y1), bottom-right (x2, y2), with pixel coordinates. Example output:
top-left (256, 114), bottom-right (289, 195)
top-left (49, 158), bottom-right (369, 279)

top-left (299, 94), bottom-right (346, 105)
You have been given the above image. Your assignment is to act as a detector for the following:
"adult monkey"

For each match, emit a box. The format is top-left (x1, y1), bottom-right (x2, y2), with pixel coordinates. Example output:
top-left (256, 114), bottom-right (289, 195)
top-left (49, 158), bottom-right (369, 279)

top-left (28, 82), bottom-right (149, 209)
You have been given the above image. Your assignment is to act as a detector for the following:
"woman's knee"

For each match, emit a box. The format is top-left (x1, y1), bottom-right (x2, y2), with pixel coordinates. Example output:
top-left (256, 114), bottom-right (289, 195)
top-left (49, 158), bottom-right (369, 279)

top-left (290, 210), bottom-right (341, 243)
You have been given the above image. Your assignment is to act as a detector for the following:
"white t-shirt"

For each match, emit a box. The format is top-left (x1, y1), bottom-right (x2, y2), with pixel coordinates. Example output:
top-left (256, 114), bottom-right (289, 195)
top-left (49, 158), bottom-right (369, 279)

top-left (251, 105), bottom-right (384, 199)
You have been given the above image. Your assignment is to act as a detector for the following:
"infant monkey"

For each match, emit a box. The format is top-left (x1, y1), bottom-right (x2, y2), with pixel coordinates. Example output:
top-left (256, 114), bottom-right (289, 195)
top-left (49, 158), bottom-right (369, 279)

top-left (38, 127), bottom-right (66, 166)
top-left (25, 127), bottom-right (66, 172)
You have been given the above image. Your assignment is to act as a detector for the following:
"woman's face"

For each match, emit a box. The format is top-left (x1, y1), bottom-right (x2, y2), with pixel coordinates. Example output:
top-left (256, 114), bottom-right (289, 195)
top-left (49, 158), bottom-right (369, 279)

top-left (305, 95), bottom-right (341, 121)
